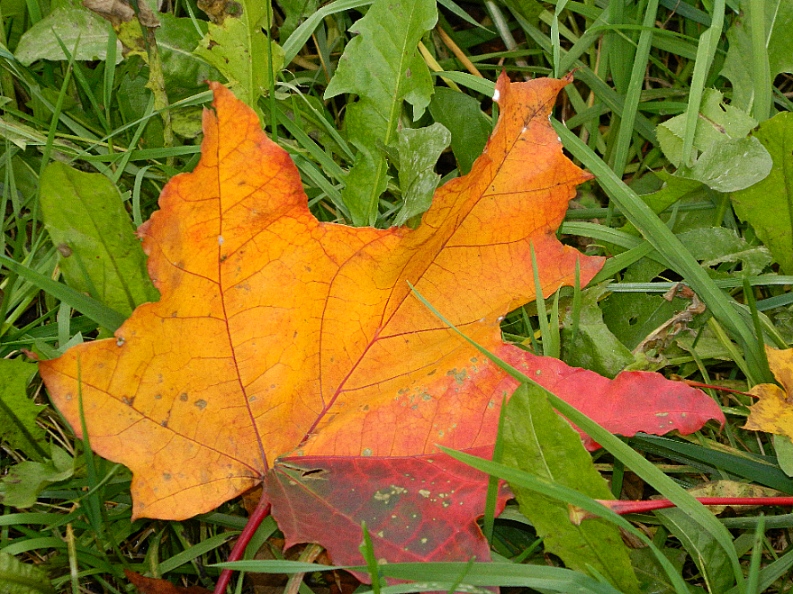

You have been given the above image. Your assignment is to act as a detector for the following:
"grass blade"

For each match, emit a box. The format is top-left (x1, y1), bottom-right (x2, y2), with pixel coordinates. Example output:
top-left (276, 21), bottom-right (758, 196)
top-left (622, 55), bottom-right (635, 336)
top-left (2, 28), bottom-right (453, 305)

top-left (0, 254), bottom-right (126, 332)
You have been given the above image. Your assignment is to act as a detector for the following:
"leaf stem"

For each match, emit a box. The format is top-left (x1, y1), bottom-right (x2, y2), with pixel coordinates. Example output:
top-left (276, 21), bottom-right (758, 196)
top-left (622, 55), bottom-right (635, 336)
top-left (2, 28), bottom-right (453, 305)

top-left (592, 497), bottom-right (793, 517)
top-left (213, 497), bottom-right (271, 594)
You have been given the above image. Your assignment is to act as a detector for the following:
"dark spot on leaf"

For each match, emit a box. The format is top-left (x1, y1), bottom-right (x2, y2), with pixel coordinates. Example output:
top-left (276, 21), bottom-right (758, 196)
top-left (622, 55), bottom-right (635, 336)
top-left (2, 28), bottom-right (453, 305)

top-left (179, 393), bottom-right (188, 402)
top-left (195, 399), bottom-right (207, 410)
top-left (57, 243), bottom-right (72, 257)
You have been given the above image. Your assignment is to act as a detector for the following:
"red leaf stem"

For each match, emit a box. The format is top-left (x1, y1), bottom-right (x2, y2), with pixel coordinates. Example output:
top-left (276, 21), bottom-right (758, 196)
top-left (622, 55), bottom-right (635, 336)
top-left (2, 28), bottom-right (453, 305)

top-left (214, 498), bottom-right (271, 594)
top-left (599, 496), bottom-right (793, 515)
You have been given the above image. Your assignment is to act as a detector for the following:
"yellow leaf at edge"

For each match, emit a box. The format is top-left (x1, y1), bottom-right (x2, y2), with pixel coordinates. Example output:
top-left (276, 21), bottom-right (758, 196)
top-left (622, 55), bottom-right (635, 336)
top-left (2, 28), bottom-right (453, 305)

top-left (745, 346), bottom-right (793, 439)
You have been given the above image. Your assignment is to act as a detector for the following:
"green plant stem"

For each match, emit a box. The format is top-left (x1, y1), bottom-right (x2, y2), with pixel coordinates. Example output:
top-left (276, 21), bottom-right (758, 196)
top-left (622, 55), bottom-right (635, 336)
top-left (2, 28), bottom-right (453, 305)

top-left (142, 26), bottom-right (173, 162)
top-left (749, 0), bottom-right (771, 121)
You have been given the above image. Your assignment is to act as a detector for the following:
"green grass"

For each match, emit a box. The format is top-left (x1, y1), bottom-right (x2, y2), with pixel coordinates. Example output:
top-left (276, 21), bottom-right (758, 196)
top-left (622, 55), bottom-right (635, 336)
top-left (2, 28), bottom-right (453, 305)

top-left (2, 0), bottom-right (793, 593)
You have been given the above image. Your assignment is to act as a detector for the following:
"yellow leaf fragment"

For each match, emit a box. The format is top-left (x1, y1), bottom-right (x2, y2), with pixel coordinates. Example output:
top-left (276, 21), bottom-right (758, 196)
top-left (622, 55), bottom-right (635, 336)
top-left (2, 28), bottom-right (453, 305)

top-left (745, 346), bottom-right (793, 439)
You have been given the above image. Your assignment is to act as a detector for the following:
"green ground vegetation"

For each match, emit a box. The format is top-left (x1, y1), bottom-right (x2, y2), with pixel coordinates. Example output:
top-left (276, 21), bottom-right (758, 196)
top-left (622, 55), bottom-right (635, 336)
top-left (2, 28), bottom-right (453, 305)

top-left (2, 0), bottom-right (793, 592)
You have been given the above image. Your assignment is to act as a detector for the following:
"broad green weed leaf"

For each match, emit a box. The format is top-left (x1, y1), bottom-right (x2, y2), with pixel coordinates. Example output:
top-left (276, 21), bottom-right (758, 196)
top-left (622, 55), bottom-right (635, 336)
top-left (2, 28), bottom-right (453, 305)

top-left (601, 260), bottom-right (683, 351)
top-left (561, 285), bottom-right (633, 378)
top-left (677, 136), bottom-right (772, 193)
top-left (730, 112), bottom-right (793, 274)
top-left (618, 171), bottom-right (711, 238)
top-left (14, 6), bottom-right (120, 65)
top-left (0, 359), bottom-right (46, 461)
top-left (656, 87), bottom-right (772, 192)
top-left (324, 0), bottom-right (437, 225)
top-left (677, 227), bottom-right (772, 276)
top-left (194, 0), bottom-right (284, 113)
top-left (277, 0), bottom-right (320, 40)
top-left (39, 162), bottom-right (158, 318)
top-left (721, 0), bottom-right (793, 115)
top-left (393, 122), bottom-right (451, 227)
top-left (501, 0), bottom-right (543, 23)
top-left (657, 89), bottom-right (758, 168)
top-left (428, 87), bottom-right (491, 175)
top-left (0, 445), bottom-right (74, 509)
top-left (676, 326), bottom-right (736, 363)
top-left (156, 14), bottom-right (219, 95)
top-left (773, 435), bottom-right (793, 477)
top-left (656, 507), bottom-right (735, 593)
top-left (0, 551), bottom-right (54, 594)
top-left (637, 171), bottom-right (707, 216)
top-left (342, 141), bottom-right (389, 224)
top-left (630, 548), bottom-right (686, 594)
top-left (502, 384), bottom-right (640, 594)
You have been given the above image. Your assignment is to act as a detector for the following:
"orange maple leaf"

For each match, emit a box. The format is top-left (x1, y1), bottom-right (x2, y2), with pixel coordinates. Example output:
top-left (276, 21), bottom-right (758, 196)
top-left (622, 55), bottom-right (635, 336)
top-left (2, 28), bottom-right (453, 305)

top-left (39, 77), bottom-right (723, 570)
top-left (40, 74), bottom-right (605, 520)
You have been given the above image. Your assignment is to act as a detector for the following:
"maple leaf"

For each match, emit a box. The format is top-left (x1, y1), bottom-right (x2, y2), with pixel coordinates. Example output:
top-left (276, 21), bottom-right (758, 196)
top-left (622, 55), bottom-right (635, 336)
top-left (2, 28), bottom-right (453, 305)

top-left (39, 74), bottom-right (724, 570)
top-left (744, 346), bottom-right (793, 439)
